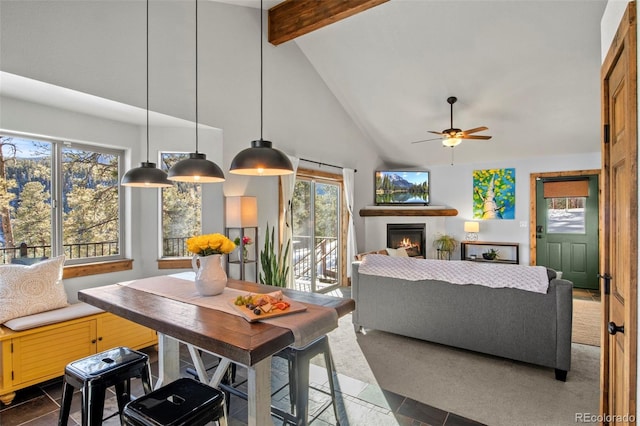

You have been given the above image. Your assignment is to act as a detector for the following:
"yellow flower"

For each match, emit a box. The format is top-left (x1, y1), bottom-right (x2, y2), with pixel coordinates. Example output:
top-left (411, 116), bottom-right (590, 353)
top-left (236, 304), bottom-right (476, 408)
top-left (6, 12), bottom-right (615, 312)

top-left (186, 233), bottom-right (236, 256)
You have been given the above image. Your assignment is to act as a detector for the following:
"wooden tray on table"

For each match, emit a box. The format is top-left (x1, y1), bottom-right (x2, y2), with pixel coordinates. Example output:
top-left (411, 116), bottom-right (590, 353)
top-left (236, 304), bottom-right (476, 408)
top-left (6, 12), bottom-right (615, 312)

top-left (230, 298), bottom-right (307, 322)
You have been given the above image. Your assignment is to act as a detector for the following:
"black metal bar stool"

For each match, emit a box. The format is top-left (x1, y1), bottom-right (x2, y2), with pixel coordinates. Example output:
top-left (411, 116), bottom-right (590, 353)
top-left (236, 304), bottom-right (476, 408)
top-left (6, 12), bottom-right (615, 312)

top-left (122, 377), bottom-right (227, 426)
top-left (58, 346), bottom-right (152, 426)
top-left (277, 335), bottom-right (342, 425)
top-left (220, 335), bottom-right (342, 425)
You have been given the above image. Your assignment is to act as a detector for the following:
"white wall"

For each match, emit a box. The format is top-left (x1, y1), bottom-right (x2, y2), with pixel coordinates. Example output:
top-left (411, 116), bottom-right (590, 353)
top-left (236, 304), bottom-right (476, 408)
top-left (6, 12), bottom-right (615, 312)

top-left (0, 96), bottom-right (227, 301)
top-left (366, 152), bottom-right (601, 264)
top-left (0, 0), bottom-right (381, 294)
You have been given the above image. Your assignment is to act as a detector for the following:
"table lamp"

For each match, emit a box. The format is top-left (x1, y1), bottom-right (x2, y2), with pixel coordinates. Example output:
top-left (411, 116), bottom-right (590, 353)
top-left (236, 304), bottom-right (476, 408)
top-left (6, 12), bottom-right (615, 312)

top-left (464, 221), bottom-right (479, 241)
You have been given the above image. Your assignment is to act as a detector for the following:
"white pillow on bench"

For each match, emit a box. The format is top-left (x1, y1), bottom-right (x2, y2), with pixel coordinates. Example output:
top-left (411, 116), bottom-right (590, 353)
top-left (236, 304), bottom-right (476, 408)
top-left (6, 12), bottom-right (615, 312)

top-left (0, 256), bottom-right (68, 324)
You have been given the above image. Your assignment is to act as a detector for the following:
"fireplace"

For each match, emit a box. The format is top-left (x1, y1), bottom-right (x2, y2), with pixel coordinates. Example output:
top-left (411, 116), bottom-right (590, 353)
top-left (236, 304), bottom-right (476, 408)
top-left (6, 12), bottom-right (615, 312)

top-left (387, 224), bottom-right (426, 258)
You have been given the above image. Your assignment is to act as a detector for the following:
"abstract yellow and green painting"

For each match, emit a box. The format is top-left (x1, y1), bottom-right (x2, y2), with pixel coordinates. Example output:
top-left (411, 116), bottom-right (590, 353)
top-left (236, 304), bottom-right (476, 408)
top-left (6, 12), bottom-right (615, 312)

top-left (473, 168), bottom-right (515, 219)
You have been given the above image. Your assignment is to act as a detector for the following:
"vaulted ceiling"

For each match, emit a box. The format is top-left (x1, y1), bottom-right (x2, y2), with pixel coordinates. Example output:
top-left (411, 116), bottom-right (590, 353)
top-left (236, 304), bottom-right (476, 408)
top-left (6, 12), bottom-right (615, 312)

top-left (230, 0), bottom-right (607, 167)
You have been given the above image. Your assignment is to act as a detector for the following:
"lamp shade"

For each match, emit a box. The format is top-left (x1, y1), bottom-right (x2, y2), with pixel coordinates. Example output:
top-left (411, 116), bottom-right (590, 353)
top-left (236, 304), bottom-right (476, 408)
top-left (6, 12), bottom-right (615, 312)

top-left (226, 196), bottom-right (258, 227)
top-left (229, 140), bottom-right (294, 176)
top-left (121, 162), bottom-right (172, 187)
top-left (167, 153), bottom-right (225, 183)
top-left (464, 221), bottom-right (480, 233)
top-left (442, 137), bottom-right (462, 147)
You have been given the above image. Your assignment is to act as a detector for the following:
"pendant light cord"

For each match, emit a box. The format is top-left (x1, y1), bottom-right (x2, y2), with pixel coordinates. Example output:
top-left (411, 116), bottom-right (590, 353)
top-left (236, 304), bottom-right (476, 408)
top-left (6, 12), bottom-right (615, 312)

top-left (145, 0), bottom-right (150, 163)
top-left (260, 0), bottom-right (263, 140)
top-left (195, 0), bottom-right (200, 153)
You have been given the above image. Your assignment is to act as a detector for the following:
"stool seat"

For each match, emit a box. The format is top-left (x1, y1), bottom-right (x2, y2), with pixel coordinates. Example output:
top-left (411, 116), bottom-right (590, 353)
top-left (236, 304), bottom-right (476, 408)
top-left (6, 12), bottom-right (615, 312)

top-left (58, 346), bottom-right (152, 426)
top-left (122, 377), bottom-right (227, 426)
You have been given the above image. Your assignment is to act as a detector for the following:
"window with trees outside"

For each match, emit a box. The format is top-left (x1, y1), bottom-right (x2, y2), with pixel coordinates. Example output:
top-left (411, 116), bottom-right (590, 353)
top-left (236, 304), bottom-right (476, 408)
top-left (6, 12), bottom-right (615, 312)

top-left (291, 168), bottom-right (346, 293)
top-left (0, 134), bottom-right (123, 265)
top-left (160, 153), bottom-right (201, 258)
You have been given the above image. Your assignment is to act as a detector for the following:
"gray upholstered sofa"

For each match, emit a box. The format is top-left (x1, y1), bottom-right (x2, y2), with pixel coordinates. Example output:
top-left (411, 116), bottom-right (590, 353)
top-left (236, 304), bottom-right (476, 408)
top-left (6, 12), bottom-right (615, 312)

top-left (352, 261), bottom-right (573, 381)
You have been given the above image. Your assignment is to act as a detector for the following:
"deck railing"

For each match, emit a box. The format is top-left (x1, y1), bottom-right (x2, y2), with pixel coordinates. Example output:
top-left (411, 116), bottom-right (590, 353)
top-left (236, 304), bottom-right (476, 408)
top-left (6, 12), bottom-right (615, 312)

top-left (292, 235), bottom-right (338, 284)
top-left (0, 241), bottom-right (120, 264)
top-left (0, 237), bottom-right (193, 264)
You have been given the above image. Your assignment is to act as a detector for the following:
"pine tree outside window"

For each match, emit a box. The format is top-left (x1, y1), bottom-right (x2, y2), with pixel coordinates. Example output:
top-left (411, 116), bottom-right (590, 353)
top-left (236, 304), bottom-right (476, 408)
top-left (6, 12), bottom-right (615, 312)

top-left (0, 134), bottom-right (124, 265)
top-left (160, 152), bottom-right (202, 258)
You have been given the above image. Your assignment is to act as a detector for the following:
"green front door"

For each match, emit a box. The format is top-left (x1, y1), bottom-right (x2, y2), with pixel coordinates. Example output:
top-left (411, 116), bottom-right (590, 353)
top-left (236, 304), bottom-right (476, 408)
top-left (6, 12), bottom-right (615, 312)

top-left (535, 175), bottom-right (599, 289)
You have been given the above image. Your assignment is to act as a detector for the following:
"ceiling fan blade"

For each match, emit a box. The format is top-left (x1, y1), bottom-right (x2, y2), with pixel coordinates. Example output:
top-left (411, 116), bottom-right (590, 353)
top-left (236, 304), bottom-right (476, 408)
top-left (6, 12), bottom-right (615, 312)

top-left (462, 126), bottom-right (488, 135)
top-left (428, 130), bottom-right (444, 136)
top-left (410, 137), bottom-right (442, 144)
top-left (462, 135), bottom-right (492, 140)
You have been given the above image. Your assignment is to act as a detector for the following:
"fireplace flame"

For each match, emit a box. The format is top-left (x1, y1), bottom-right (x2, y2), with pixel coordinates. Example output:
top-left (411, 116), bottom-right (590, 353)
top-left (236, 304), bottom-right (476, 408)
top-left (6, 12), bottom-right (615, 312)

top-left (399, 237), bottom-right (420, 251)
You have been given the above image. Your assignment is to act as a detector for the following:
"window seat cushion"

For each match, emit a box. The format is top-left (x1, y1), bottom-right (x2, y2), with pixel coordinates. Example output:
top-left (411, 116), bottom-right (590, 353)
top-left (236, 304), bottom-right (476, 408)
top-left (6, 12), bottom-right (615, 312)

top-left (3, 302), bottom-right (104, 331)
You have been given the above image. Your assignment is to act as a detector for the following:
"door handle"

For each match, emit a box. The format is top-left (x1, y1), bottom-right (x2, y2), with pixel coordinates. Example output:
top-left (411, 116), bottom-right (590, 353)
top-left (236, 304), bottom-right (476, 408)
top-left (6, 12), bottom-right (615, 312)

top-left (608, 322), bottom-right (624, 335)
top-left (598, 273), bottom-right (612, 295)
top-left (536, 225), bottom-right (543, 233)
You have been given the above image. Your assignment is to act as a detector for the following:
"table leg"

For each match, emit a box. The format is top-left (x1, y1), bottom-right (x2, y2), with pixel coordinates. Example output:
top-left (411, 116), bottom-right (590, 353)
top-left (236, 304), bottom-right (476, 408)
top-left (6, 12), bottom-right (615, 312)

top-left (246, 356), bottom-right (272, 426)
top-left (156, 333), bottom-right (180, 390)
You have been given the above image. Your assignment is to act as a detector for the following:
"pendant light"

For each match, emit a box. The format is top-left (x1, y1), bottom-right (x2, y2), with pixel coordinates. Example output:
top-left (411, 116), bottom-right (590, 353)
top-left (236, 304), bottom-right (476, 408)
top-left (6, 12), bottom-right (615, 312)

top-left (229, 0), bottom-right (293, 176)
top-left (167, 0), bottom-right (225, 183)
top-left (121, 0), bottom-right (172, 188)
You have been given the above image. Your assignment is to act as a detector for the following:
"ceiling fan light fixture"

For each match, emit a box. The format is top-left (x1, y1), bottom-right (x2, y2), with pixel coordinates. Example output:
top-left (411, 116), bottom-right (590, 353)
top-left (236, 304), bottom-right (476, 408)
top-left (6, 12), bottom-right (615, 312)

top-left (230, 139), bottom-right (294, 176)
top-left (442, 137), bottom-right (462, 147)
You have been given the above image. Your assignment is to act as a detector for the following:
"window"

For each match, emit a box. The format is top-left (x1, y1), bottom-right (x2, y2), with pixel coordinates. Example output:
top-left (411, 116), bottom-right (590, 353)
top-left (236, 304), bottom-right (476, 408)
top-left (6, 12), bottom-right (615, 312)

top-left (0, 134), bottom-right (124, 265)
top-left (160, 153), bottom-right (202, 258)
top-left (546, 197), bottom-right (586, 234)
top-left (291, 168), bottom-right (346, 293)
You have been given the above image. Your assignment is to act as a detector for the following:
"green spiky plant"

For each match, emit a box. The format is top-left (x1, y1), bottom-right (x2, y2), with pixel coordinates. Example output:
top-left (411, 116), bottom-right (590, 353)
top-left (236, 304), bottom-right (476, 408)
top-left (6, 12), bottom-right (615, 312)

top-left (259, 223), bottom-right (291, 287)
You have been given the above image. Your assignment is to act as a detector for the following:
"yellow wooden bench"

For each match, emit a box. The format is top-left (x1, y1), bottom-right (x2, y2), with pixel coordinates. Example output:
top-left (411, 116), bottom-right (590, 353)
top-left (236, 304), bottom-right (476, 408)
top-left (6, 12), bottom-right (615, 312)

top-left (0, 304), bottom-right (157, 405)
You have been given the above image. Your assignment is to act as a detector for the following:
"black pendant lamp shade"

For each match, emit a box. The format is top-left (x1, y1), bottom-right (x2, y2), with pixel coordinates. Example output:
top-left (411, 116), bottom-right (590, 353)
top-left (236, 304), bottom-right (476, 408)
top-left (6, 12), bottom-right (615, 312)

top-left (122, 161), bottom-right (172, 187)
top-left (121, 0), bottom-right (172, 188)
top-left (167, 0), bottom-right (225, 184)
top-left (168, 152), bottom-right (225, 182)
top-left (230, 139), bottom-right (293, 176)
top-left (229, 0), bottom-right (293, 177)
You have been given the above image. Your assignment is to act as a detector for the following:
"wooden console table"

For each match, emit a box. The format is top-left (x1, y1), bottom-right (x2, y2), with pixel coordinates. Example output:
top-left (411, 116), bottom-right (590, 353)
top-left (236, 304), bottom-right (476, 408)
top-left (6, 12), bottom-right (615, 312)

top-left (461, 241), bottom-right (520, 264)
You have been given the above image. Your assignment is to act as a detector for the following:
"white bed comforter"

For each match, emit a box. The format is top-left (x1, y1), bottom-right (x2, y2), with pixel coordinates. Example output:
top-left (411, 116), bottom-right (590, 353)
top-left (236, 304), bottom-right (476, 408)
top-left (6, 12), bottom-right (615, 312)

top-left (358, 254), bottom-right (550, 294)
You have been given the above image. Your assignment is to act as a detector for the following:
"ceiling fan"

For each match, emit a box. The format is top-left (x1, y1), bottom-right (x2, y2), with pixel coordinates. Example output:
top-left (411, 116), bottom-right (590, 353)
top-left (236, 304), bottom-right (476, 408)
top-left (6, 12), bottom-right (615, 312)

top-left (411, 96), bottom-right (492, 147)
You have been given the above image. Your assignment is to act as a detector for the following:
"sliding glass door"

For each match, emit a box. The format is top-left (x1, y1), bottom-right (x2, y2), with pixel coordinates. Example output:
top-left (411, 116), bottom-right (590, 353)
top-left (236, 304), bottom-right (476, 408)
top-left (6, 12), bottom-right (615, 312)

top-left (292, 176), bottom-right (341, 293)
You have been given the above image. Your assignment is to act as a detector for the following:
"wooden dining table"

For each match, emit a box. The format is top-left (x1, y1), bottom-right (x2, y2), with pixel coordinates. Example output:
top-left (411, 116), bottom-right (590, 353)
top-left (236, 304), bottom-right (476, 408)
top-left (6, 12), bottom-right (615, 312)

top-left (78, 275), bottom-right (355, 426)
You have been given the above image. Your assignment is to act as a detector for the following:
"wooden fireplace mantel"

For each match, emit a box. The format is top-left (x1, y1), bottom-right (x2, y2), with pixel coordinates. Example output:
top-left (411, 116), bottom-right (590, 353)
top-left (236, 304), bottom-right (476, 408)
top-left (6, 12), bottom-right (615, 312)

top-left (359, 207), bottom-right (458, 217)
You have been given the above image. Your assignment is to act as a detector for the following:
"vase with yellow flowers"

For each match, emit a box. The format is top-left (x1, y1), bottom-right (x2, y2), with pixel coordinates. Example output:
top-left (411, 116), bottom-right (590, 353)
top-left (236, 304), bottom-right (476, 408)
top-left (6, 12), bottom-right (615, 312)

top-left (187, 233), bottom-right (236, 296)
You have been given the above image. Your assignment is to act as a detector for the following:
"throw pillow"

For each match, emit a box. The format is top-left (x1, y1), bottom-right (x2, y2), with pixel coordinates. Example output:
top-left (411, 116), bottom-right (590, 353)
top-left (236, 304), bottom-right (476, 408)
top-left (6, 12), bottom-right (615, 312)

top-left (395, 247), bottom-right (409, 257)
top-left (0, 256), bottom-right (68, 324)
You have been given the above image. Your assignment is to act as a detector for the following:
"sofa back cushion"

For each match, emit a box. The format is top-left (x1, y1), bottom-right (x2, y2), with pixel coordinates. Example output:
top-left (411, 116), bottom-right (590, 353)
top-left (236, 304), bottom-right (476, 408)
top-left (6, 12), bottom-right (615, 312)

top-left (0, 256), bottom-right (68, 324)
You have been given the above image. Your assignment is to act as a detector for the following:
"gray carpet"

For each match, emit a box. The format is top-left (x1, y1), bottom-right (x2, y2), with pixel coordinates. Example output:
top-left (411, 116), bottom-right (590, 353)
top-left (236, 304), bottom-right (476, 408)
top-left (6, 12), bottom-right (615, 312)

top-left (322, 314), bottom-right (600, 426)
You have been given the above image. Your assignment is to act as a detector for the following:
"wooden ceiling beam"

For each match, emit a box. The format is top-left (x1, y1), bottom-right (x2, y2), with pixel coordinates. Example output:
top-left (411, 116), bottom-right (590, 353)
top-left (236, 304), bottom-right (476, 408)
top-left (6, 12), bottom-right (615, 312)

top-left (268, 0), bottom-right (389, 46)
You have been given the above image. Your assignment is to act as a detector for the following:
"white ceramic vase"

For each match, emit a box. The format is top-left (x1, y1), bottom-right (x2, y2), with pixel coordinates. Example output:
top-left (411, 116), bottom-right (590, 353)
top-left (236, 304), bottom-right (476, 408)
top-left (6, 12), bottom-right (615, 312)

top-left (192, 254), bottom-right (227, 296)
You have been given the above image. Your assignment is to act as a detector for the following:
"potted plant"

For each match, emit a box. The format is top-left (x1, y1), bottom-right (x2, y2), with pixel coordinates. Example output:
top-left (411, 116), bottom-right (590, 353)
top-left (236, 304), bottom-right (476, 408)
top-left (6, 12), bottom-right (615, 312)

top-left (482, 248), bottom-right (500, 260)
top-left (433, 234), bottom-right (458, 260)
top-left (259, 223), bottom-right (291, 287)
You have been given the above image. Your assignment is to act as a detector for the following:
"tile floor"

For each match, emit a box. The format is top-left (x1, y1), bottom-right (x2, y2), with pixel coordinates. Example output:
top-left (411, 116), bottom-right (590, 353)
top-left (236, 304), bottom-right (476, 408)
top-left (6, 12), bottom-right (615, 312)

top-left (0, 345), bottom-right (484, 426)
top-left (572, 288), bottom-right (601, 302)
top-left (0, 288), bottom-right (597, 426)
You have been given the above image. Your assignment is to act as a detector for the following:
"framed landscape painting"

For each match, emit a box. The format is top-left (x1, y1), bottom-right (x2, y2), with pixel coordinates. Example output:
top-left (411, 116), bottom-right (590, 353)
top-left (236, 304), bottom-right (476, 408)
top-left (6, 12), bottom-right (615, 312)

top-left (473, 168), bottom-right (516, 219)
